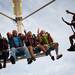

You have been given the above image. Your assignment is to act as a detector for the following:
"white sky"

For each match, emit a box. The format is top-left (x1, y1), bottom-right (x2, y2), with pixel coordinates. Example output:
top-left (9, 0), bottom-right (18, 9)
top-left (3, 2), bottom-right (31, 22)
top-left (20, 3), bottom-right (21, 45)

top-left (0, 0), bottom-right (75, 75)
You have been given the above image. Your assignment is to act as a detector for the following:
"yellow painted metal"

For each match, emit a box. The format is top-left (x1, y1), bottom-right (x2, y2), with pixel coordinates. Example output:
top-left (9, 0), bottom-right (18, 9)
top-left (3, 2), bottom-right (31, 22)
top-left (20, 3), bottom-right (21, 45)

top-left (12, 0), bottom-right (24, 33)
top-left (12, 0), bottom-right (22, 17)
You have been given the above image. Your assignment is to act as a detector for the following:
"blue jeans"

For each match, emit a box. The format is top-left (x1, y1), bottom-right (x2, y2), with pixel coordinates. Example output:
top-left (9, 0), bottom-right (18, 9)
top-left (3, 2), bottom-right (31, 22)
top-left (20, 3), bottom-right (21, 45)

top-left (10, 45), bottom-right (31, 61)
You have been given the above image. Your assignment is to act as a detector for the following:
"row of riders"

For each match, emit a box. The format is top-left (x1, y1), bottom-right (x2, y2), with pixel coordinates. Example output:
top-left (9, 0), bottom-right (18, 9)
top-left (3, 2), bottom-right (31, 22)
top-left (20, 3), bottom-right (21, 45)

top-left (0, 9), bottom-right (75, 69)
top-left (0, 29), bottom-right (62, 69)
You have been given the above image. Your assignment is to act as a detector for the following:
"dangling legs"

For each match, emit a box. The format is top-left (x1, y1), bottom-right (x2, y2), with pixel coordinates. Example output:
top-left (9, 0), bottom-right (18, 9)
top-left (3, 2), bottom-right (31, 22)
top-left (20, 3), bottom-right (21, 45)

top-left (1, 52), bottom-right (6, 68)
top-left (0, 63), bottom-right (2, 69)
top-left (37, 44), bottom-right (47, 54)
top-left (9, 48), bottom-right (16, 64)
top-left (44, 44), bottom-right (55, 61)
top-left (51, 43), bottom-right (62, 59)
top-left (28, 46), bottom-right (36, 61)
top-left (21, 45), bottom-right (33, 64)
top-left (69, 34), bottom-right (75, 47)
top-left (0, 55), bottom-right (2, 69)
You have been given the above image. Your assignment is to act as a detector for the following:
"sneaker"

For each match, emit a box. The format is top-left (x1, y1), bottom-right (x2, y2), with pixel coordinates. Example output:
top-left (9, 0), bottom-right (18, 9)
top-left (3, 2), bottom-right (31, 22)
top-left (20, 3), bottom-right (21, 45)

top-left (0, 63), bottom-right (2, 69)
top-left (57, 54), bottom-right (63, 59)
top-left (67, 46), bottom-right (75, 51)
top-left (45, 52), bottom-right (48, 56)
top-left (3, 64), bottom-right (6, 68)
top-left (67, 48), bottom-right (75, 51)
top-left (31, 57), bottom-right (36, 61)
top-left (9, 56), bottom-right (15, 64)
top-left (27, 58), bottom-right (33, 64)
top-left (51, 56), bottom-right (55, 61)
top-left (45, 50), bottom-right (50, 56)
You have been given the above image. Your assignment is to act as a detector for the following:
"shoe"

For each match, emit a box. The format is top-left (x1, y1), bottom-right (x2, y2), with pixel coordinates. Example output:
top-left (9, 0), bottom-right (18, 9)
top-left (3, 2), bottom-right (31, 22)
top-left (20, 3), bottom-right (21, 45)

top-left (3, 64), bottom-right (6, 68)
top-left (0, 63), bottom-right (2, 69)
top-left (9, 56), bottom-right (15, 64)
top-left (27, 58), bottom-right (33, 64)
top-left (67, 46), bottom-right (73, 50)
top-left (57, 54), bottom-right (63, 59)
top-left (45, 50), bottom-right (50, 56)
top-left (67, 48), bottom-right (75, 51)
top-left (51, 56), bottom-right (55, 61)
top-left (67, 46), bottom-right (75, 51)
top-left (31, 57), bottom-right (36, 61)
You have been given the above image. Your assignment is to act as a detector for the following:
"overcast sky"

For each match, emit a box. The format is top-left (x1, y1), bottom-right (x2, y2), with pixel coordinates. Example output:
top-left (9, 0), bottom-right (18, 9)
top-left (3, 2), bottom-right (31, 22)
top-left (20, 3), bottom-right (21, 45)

top-left (0, 0), bottom-right (75, 75)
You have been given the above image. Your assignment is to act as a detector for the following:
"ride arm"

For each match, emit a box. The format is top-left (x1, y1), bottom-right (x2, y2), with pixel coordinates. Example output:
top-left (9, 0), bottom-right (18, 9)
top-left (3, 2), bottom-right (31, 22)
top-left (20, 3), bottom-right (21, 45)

top-left (66, 10), bottom-right (75, 15)
top-left (62, 17), bottom-right (72, 26)
top-left (0, 12), bottom-right (15, 21)
top-left (22, 0), bottom-right (56, 20)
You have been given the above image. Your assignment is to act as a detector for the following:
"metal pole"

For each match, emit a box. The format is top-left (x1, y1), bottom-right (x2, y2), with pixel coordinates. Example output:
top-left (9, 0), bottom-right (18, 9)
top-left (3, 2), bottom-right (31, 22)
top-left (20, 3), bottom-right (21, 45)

top-left (12, 0), bottom-right (24, 33)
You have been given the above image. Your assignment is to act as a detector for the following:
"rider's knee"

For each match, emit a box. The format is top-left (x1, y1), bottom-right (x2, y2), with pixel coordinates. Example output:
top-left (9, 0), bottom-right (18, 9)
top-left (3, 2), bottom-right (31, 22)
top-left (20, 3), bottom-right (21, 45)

top-left (55, 42), bottom-right (59, 47)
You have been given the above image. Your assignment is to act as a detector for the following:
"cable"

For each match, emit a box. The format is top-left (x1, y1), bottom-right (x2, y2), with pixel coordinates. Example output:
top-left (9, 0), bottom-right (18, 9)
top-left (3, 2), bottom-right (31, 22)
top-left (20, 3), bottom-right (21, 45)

top-left (22, 0), bottom-right (56, 20)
